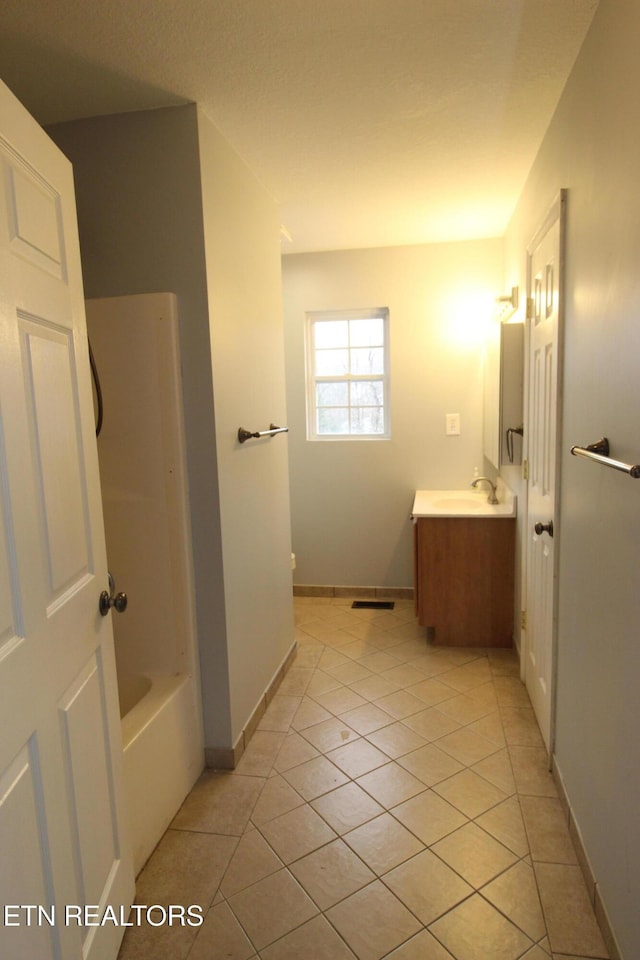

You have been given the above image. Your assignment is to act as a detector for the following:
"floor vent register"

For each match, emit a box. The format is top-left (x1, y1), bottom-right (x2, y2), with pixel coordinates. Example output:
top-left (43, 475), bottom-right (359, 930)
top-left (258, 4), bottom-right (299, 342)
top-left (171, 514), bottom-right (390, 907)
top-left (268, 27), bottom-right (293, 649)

top-left (351, 600), bottom-right (395, 610)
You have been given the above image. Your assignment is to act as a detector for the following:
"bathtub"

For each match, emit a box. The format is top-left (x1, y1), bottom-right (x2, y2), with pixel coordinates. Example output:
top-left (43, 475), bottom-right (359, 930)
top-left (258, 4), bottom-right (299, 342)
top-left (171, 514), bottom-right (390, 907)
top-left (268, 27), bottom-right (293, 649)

top-left (121, 672), bottom-right (203, 874)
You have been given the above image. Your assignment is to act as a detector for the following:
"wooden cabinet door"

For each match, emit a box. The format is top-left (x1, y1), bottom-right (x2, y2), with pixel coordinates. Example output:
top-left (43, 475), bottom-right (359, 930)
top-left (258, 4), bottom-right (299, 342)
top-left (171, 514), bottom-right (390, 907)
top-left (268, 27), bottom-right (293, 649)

top-left (415, 518), bottom-right (515, 647)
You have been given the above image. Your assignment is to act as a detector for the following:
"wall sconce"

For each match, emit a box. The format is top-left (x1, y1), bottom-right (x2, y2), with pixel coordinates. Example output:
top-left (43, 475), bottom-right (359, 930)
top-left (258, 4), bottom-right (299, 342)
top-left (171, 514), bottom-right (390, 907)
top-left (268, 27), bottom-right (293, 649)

top-left (496, 286), bottom-right (519, 318)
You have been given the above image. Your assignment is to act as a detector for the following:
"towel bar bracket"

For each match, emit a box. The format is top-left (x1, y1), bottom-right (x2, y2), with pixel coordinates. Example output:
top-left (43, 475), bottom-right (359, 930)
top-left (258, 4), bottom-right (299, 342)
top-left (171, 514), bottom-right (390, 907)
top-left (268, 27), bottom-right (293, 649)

top-left (584, 437), bottom-right (610, 456)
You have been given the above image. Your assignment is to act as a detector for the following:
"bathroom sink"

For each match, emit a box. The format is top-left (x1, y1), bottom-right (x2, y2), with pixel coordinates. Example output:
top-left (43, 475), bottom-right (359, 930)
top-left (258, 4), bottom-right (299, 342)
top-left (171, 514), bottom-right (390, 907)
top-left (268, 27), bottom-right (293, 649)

top-left (431, 496), bottom-right (484, 512)
top-left (411, 486), bottom-right (516, 518)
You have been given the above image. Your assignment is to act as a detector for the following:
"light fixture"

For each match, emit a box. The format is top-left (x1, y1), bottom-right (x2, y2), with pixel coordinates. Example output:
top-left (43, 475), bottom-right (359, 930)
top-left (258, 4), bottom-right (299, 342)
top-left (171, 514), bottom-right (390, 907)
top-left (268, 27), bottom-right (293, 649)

top-left (496, 285), bottom-right (519, 317)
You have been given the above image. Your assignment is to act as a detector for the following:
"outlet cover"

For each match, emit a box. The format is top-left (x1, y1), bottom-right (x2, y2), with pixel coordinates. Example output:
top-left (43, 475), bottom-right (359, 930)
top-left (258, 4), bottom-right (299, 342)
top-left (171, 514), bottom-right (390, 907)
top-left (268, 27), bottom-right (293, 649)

top-left (446, 413), bottom-right (461, 436)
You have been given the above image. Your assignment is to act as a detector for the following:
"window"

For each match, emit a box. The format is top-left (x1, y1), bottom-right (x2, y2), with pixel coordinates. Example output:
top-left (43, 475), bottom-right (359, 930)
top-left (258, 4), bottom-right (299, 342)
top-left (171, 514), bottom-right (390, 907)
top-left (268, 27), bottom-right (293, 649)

top-left (305, 308), bottom-right (390, 439)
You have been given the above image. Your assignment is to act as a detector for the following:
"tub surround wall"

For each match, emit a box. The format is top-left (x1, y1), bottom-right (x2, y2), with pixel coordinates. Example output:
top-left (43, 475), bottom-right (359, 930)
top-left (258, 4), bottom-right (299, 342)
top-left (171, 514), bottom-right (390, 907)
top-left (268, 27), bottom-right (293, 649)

top-left (86, 292), bottom-right (203, 875)
top-left (504, 0), bottom-right (640, 954)
top-left (282, 239), bottom-right (503, 590)
top-left (86, 293), bottom-right (198, 688)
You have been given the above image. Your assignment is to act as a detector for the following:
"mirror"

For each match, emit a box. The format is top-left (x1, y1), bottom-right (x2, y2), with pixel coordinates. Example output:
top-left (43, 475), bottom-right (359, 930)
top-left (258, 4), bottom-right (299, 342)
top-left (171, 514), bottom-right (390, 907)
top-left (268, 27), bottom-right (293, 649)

top-left (483, 321), bottom-right (524, 469)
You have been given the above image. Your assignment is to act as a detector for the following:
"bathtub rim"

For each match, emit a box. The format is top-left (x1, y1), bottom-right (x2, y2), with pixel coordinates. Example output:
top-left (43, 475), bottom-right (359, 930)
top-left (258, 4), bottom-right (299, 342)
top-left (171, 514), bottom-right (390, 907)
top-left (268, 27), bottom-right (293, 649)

top-left (121, 672), bottom-right (192, 751)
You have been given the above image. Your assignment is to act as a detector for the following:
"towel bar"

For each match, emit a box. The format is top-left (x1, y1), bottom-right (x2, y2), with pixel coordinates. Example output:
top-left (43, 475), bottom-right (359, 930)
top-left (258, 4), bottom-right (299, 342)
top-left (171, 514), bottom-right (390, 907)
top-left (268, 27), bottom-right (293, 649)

top-left (570, 437), bottom-right (640, 478)
top-left (238, 423), bottom-right (289, 444)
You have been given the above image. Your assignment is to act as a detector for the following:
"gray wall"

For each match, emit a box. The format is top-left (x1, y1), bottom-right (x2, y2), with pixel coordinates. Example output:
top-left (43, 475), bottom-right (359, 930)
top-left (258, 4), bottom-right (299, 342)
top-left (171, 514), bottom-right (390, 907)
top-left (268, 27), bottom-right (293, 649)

top-left (282, 239), bottom-right (503, 589)
top-left (50, 104), bottom-right (294, 753)
top-left (504, 0), bottom-right (640, 954)
top-left (50, 106), bottom-right (231, 745)
top-left (197, 109), bottom-right (294, 742)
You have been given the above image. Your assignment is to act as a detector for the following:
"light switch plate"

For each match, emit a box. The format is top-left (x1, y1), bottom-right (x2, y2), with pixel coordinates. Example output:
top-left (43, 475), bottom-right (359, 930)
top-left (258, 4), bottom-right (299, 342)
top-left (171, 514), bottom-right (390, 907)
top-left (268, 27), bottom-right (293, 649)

top-left (446, 413), bottom-right (461, 436)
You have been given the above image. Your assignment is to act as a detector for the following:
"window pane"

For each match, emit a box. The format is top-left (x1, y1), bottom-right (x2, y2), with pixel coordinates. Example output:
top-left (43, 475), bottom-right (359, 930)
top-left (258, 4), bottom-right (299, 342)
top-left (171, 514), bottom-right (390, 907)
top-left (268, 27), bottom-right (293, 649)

top-left (350, 347), bottom-right (384, 375)
top-left (351, 407), bottom-right (385, 434)
top-left (317, 381), bottom-right (348, 406)
top-left (307, 307), bottom-right (389, 440)
top-left (318, 407), bottom-right (349, 434)
top-left (315, 320), bottom-right (348, 349)
top-left (316, 348), bottom-right (349, 376)
top-left (349, 318), bottom-right (383, 347)
top-left (351, 381), bottom-right (383, 406)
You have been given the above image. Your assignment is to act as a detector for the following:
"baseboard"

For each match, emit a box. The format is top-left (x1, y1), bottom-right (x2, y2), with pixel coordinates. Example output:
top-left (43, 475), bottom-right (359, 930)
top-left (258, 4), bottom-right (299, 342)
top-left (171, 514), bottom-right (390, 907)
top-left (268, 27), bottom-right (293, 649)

top-left (204, 639), bottom-right (298, 771)
top-left (293, 584), bottom-right (414, 600)
top-left (204, 742), bottom-right (243, 771)
top-left (551, 756), bottom-right (623, 960)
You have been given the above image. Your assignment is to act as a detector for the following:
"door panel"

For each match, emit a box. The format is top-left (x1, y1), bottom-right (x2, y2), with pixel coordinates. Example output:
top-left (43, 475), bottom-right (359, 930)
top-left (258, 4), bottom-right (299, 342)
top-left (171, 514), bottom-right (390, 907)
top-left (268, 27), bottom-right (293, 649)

top-left (0, 744), bottom-right (59, 960)
top-left (59, 657), bottom-right (121, 913)
top-left (524, 194), bottom-right (565, 751)
top-left (5, 153), bottom-right (65, 279)
top-left (0, 440), bottom-right (23, 650)
top-left (0, 79), bottom-right (133, 960)
top-left (21, 316), bottom-right (91, 603)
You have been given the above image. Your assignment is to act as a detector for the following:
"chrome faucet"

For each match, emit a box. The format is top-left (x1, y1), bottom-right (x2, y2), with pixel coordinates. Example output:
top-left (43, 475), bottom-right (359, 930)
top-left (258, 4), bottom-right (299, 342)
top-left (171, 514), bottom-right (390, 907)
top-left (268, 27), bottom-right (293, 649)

top-left (471, 476), bottom-right (499, 504)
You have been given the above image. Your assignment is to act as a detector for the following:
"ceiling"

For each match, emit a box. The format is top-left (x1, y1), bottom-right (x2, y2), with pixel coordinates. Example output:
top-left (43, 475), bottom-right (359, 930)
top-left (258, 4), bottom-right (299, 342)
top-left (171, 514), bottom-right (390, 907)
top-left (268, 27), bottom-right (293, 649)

top-left (0, 0), bottom-right (598, 254)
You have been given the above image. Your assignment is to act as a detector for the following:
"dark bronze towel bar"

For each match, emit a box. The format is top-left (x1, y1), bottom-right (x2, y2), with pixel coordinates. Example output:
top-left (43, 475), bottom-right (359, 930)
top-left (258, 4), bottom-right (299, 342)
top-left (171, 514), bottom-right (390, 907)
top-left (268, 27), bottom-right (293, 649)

top-left (570, 437), bottom-right (640, 478)
top-left (238, 423), bottom-right (289, 444)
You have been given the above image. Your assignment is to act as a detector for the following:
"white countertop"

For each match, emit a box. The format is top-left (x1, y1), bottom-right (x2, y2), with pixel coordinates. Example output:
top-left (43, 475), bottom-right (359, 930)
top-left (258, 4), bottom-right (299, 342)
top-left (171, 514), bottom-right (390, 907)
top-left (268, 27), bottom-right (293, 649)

top-left (412, 485), bottom-right (517, 519)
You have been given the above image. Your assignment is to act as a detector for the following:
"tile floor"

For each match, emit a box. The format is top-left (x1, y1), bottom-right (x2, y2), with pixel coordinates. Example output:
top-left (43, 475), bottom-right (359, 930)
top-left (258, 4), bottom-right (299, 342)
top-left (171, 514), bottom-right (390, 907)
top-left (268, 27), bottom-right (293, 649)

top-left (118, 597), bottom-right (610, 960)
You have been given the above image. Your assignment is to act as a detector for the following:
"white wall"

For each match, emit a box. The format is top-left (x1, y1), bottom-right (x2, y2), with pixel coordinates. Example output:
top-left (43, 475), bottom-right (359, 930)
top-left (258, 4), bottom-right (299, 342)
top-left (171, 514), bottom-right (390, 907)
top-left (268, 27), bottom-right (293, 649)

top-left (282, 239), bottom-right (503, 589)
top-left (197, 109), bottom-right (295, 744)
top-left (504, 0), bottom-right (640, 955)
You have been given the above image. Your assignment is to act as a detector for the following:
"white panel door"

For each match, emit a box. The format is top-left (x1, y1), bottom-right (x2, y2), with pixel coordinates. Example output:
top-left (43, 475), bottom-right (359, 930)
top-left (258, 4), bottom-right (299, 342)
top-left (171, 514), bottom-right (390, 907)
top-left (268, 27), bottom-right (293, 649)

top-left (0, 80), bottom-right (134, 959)
top-left (524, 194), bottom-right (565, 751)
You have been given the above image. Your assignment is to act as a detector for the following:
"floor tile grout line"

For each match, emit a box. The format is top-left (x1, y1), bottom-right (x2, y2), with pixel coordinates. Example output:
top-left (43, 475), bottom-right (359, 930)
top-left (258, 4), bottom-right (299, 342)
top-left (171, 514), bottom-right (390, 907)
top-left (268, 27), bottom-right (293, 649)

top-left (225, 744), bottom-right (548, 951)
top-left (219, 767), bottom-right (542, 947)
top-left (293, 627), bottom-right (552, 955)
top-left (154, 605), bottom-right (597, 960)
top-left (235, 874), bottom-right (544, 960)
top-left (188, 824), bottom-right (547, 959)
top-left (274, 751), bottom-right (518, 838)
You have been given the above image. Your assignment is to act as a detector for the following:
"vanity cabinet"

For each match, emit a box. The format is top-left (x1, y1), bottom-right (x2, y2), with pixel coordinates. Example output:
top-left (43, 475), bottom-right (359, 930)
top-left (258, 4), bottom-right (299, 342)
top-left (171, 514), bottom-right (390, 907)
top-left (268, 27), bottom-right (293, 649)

top-left (414, 517), bottom-right (515, 647)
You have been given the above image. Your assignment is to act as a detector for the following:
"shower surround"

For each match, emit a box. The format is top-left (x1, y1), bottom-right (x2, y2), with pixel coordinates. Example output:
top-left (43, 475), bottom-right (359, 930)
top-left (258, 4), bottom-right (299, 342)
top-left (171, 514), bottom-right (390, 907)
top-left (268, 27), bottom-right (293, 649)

top-left (86, 292), bottom-right (203, 874)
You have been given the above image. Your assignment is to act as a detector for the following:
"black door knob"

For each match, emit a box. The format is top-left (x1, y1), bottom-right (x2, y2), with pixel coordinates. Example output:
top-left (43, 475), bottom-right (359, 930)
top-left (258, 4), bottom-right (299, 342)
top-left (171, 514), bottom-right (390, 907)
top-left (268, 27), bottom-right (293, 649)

top-left (99, 588), bottom-right (128, 616)
top-left (113, 592), bottom-right (128, 613)
top-left (534, 520), bottom-right (554, 538)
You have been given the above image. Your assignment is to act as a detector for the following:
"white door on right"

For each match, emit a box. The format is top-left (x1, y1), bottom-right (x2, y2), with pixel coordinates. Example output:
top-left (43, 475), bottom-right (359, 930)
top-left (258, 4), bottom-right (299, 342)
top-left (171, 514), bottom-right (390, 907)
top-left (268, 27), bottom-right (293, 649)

top-left (525, 194), bottom-right (565, 751)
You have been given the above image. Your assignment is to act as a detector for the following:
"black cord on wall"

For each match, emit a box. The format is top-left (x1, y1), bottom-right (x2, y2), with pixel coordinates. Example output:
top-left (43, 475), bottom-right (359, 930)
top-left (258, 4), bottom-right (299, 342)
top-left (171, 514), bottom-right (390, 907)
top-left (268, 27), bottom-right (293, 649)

top-left (88, 338), bottom-right (103, 437)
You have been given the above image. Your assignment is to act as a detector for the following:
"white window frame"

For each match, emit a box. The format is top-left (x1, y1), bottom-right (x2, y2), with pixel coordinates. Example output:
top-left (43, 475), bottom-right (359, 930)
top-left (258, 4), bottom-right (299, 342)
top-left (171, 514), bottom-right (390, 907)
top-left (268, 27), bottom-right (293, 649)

top-left (305, 307), bottom-right (391, 441)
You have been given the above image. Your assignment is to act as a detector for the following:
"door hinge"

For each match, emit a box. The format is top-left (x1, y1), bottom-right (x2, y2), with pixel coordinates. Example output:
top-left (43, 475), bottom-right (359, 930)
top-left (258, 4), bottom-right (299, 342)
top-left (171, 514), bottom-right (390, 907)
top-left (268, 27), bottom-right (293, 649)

top-left (521, 610), bottom-right (527, 631)
top-left (523, 458), bottom-right (529, 480)
top-left (526, 296), bottom-right (535, 320)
